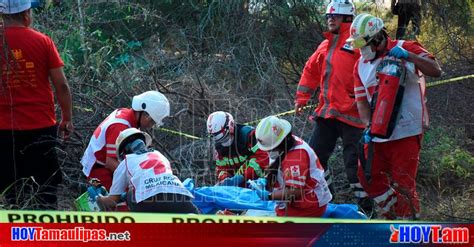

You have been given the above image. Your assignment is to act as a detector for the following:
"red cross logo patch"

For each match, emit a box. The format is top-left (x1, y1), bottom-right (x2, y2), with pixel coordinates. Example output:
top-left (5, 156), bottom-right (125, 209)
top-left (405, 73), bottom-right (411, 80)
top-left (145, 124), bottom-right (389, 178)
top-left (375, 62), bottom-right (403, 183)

top-left (329, 6), bottom-right (335, 13)
top-left (140, 153), bottom-right (167, 175)
top-left (368, 21), bottom-right (373, 27)
top-left (351, 27), bottom-right (356, 35)
top-left (93, 126), bottom-right (102, 139)
top-left (290, 165), bottom-right (300, 177)
top-left (272, 126), bottom-right (282, 136)
top-left (93, 115), bottom-right (113, 139)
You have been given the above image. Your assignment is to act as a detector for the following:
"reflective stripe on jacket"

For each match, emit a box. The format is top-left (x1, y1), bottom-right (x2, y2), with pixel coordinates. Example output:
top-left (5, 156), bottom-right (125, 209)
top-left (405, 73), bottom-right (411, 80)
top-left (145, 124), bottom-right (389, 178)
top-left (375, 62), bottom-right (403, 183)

top-left (296, 23), bottom-right (364, 128)
top-left (215, 127), bottom-right (269, 182)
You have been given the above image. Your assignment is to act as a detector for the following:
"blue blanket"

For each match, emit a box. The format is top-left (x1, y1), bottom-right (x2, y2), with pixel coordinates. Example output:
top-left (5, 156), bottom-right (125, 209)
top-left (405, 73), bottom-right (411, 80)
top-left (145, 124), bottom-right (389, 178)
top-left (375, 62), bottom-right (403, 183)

top-left (183, 179), bottom-right (366, 219)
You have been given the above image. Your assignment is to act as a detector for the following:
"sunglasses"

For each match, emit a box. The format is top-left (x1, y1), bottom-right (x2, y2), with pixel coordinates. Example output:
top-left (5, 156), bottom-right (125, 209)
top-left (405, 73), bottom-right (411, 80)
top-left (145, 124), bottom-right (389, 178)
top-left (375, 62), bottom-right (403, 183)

top-left (352, 36), bottom-right (378, 49)
top-left (325, 14), bottom-right (344, 20)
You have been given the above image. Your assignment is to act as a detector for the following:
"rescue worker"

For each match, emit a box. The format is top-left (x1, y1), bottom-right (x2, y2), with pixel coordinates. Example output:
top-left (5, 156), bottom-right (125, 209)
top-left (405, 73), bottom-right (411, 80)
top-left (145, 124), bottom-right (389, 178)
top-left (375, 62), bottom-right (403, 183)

top-left (251, 116), bottom-right (332, 217)
top-left (347, 13), bottom-right (441, 219)
top-left (0, 0), bottom-right (73, 209)
top-left (81, 91), bottom-right (169, 190)
top-left (207, 111), bottom-right (269, 186)
top-left (295, 0), bottom-right (371, 212)
top-left (391, 0), bottom-right (422, 39)
top-left (97, 128), bottom-right (198, 213)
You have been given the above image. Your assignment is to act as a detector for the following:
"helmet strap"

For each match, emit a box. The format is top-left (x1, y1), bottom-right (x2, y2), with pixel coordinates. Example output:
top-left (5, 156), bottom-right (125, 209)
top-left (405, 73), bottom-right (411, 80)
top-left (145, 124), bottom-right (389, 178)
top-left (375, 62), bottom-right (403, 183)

top-left (263, 133), bottom-right (294, 191)
top-left (137, 111), bottom-right (143, 129)
top-left (371, 32), bottom-right (387, 59)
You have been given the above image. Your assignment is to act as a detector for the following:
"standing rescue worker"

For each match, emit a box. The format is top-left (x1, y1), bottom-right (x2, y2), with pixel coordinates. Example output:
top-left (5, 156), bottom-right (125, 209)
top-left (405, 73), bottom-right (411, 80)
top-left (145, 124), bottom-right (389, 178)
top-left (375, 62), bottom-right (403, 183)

top-left (295, 0), bottom-right (371, 212)
top-left (347, 13), bottom-right (441, 219)
top-left (391, 0), bottom-right (422, 39)
top-left (0, 0), bottom-right (73, 209)
top-left (81, 91), bottom-right (169, 190)
top-left (207, 111), bottom-right (269, 187)
top-left (97, 128), bottom-right (199, 213)
top-left (251, 116), bottom-right (332, 217)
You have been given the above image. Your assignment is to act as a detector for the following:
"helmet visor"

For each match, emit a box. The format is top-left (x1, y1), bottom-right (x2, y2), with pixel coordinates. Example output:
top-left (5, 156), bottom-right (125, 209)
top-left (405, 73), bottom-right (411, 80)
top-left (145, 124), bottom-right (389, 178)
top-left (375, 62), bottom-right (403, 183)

top-left (209, 128), bottom-right (230, 144)
top-left (351, 37), bottom-right (369, 49)
top-left (325, 14), bottom-right (344, 20)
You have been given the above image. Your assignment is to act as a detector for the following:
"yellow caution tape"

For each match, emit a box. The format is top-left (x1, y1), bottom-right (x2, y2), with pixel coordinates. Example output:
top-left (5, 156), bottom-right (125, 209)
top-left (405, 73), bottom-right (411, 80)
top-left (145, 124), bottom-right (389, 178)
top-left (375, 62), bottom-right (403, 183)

top-left (243, 104), bottom-right (316, 125)
top-left (160, 74), bottom-right (473, 140)
top-left (159, 127), bottom-right (202, 140)
top-left (426, 74), bottom-right (473, 88)
top-left (0, 210), bottom-right (417, 223)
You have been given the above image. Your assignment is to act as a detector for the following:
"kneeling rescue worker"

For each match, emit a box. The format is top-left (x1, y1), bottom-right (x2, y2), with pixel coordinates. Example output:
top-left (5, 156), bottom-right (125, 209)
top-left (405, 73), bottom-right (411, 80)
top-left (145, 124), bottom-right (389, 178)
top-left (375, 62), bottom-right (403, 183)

top-left (207, 111), bottom-right (269, 186)
top-left (251, 116), bottom-right (332, 217)
top-left (97, 128), bottom-right (199, 213)
top-left (81, 91), bottom-right (170, 190)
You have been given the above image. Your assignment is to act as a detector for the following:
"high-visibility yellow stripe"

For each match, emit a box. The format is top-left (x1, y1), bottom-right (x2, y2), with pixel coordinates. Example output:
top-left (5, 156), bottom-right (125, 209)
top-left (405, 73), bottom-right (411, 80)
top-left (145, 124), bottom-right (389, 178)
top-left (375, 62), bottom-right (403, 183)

top-left (245, 158), bottom-right (264, 177)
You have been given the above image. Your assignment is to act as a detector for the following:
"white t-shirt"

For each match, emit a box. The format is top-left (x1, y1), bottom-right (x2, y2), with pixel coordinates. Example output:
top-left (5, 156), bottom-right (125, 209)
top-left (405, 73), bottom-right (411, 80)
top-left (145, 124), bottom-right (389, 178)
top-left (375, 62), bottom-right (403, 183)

top-left (109, 150), bottom-right (193, 203)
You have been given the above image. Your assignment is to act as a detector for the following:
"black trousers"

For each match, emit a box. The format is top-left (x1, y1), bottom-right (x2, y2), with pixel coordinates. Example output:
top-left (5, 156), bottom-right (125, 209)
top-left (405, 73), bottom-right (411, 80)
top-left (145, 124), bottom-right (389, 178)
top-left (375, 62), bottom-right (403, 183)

top-left (309, 118), bottom-right (363, 184)
top-left (396, 3), bottom-right (421, 39)
top-left (127, 192), bottom-right (200, 214)
top-left (0, 125), bottom-right (62, 209)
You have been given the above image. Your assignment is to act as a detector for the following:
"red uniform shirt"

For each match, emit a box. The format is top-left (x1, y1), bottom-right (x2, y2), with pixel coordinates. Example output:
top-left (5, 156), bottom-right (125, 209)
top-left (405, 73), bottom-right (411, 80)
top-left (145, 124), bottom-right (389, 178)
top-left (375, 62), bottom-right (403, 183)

top-left (0, 27), bottom-right (64, 130)
top-left (275, 144), bottom-right (328, 217)
top-left (94, 108), bottom-right (137, 164)
top-left (354, 39), bottom-right (435, 103)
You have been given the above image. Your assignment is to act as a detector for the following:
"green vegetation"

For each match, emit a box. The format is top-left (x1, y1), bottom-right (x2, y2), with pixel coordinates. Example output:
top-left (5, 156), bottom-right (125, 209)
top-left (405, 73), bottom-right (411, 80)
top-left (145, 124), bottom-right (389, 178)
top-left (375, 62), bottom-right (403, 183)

top-left (419, 127), bottom-right (473, 187)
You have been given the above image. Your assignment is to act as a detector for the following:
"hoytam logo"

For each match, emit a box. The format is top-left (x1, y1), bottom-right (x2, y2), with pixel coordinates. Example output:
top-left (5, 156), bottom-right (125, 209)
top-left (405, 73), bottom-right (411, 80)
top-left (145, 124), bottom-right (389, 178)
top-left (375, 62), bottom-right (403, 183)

top-left (390, 225), bottom-right (469, 244)
top-left (11, 227), bottom-right (130, 242)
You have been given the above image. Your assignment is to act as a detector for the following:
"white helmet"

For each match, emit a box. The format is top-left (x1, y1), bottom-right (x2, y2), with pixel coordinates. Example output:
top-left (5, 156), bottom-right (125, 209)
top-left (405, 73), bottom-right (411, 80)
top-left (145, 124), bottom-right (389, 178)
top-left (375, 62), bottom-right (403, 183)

top-left (326, 0), bottom-right (355, 16)
top-left (207, 111), bottom-right (235, 146)
top-left (132, 91), bottom-right (170, 127)
top-left (115, 128), bottom-right (152, 161)
top-left (0, 0), bottom-right (31, 14)
top-left (255, 116), bottom-right (292, 151)
top-left (346, 13), bottom-right (384, 49)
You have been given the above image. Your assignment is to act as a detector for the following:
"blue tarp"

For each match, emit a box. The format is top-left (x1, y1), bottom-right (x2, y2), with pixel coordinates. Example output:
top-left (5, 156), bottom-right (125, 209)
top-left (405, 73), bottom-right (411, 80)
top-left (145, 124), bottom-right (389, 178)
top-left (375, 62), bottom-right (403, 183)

top-left (183, 179), bottom-right (367, 219)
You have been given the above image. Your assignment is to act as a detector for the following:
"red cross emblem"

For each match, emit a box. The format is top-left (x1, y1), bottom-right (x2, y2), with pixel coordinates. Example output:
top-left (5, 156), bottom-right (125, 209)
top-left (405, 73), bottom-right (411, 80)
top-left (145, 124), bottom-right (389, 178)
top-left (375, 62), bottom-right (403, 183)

top-left (93, 126), bottom-right (102, 139)
top-left (292, 166), bottom-right (298, 173)
top-left (140, 153), bottom-right (167, 175)
top-left (272, 126), bottom-right (282, 136)
top-left (329, 6), bottom-right (335, 13)
top-left (351, 27), bottom-right (356, 35)
top-left (368, 21), bottom-right (373, 27)
top-left (93, 115), bottom-right (112, 138)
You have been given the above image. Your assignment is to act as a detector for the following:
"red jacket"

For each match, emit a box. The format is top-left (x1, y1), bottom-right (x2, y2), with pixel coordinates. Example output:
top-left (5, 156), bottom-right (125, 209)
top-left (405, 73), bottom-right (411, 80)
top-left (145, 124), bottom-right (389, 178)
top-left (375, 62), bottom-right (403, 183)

top-left (296, 23), bottom-right (364, 128)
